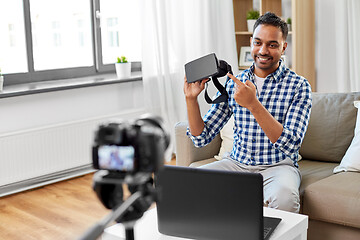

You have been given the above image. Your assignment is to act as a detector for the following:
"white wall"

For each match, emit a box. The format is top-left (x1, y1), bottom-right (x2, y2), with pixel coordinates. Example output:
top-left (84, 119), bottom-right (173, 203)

top-left (0, 81), bottom-right (144, 135)
top-left (0, 81), bottom-right (145, 191)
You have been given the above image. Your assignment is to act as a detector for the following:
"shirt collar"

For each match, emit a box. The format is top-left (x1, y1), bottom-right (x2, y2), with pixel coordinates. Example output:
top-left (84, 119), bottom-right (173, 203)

top-left (248, 58), bottom-right (286, 83)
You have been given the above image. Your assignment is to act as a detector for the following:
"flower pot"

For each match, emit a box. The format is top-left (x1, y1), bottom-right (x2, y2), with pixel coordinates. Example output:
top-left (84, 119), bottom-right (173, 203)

top-left (0, 76), bottom-right (4, 92)
top-left (247, 19), bottom-right (256, 32)
top-left (287, 24), bottom-right (292, 32)
top-left (115, 62), bottom-right (131, 79)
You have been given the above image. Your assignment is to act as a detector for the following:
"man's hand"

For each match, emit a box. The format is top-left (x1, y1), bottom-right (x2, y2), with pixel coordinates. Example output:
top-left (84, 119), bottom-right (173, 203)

top-left (227, 73), bottom-right (283, 143)
top-left (183, 76), bottom-right (208, 136)
top-left (227, 73), bottom-right (259, 111)
top-left (183, 77), bottom-right (208, 101)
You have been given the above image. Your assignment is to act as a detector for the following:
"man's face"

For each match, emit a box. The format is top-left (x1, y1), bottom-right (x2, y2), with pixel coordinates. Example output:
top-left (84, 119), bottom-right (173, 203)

top-left (250, 24), bottom-right (287, 77)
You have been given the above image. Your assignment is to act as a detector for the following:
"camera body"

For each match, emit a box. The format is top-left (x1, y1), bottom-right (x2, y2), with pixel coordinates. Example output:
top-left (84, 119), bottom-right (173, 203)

top-left (92, 115), bottom-right (169, 174)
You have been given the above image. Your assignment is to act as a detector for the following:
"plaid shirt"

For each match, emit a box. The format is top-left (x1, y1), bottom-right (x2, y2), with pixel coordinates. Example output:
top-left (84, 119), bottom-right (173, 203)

top-left (187, 60), bottom-right (312, 167)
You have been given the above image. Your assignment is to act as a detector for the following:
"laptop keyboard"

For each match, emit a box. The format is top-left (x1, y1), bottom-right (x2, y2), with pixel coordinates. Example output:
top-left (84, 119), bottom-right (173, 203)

top-left (263, 227), bottom-right (271, 239)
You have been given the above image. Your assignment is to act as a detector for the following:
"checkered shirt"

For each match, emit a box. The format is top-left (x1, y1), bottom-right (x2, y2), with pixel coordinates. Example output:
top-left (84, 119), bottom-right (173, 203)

top-left (187, 60), bottom-right (312, 167)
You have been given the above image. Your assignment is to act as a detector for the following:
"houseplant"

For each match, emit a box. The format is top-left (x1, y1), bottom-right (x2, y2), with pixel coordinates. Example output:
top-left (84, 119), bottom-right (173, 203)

top-left (115, 56), bottom-right (131, 79)
top-left (0, 67), bottom-right (4, 92)
top-left (246, 9), bottom-right (260, 32)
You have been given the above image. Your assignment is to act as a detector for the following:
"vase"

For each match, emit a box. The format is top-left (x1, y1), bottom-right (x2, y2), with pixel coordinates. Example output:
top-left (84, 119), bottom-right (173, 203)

top-left (115, 62), bottom-right (131, 79)
top-left (247, 19), bottom-right (256, 33)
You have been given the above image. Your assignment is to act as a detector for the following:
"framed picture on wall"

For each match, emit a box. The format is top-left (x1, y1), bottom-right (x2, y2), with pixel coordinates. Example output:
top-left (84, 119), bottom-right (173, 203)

top-left (281, 55), bottom-right (287, 66)
top-left (239, 46), bottom-right (253, 69)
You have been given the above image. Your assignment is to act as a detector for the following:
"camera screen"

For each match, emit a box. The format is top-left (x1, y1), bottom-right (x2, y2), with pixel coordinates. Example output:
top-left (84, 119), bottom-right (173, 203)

top-left (98, 145), bottom-right (135, 171)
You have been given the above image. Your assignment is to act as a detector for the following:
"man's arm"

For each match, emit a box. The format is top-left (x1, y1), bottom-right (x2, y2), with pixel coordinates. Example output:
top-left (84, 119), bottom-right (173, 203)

top-left (247, 100), bottom-right (284, 143)
top-left (183, 77), bottom-right (207, 136)
top-left (227, 73), bottom-right (283, 143)
top-left (184, 76), bottom-right (232, 148)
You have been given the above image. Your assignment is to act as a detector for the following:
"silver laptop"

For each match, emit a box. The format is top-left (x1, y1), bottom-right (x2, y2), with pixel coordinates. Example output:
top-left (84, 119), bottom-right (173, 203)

top-left (155, 166), bottom-right (281, 240)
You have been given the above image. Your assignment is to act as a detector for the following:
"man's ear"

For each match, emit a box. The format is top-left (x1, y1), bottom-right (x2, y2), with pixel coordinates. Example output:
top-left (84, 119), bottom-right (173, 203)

top-left (250, 37), bottom-right (253, 46)
top-left (282, 42), bottom-right (288, 55)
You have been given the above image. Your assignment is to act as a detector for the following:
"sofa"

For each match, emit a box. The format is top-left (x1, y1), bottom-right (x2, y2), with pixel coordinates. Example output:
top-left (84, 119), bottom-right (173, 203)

top-left (175, 92), bottom-right (360, 240)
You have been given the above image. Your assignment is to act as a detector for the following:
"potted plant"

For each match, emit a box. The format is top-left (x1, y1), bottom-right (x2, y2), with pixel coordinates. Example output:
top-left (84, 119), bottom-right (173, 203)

top-left (0, 67), bottom-right (4, 92)
top-left (246, 9), bottom-right (260, 32)
top-left (115, 56), bottom-right (131, 79)
top-left (287, 17), bottom-right (292, 31)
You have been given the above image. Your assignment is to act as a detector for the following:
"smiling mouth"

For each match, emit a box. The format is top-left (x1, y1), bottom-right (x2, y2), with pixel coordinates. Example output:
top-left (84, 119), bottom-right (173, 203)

top-left (256, 55), bottom-right (272, 63)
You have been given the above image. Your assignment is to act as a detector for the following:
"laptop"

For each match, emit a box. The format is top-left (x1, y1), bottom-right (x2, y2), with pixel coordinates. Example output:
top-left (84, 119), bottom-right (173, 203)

top-left (155, 166), bottom-right (281, 240)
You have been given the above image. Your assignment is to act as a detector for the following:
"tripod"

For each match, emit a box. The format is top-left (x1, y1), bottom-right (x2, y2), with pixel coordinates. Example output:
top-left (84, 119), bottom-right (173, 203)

top-left (78, 171), bottom-right (157, 240)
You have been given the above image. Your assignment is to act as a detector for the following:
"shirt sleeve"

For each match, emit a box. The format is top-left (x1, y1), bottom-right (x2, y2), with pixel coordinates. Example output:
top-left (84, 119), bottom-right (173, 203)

top-left (273, 80), bottom-right (312, 156)
top-left (187, 95), bottom-right (232, 148)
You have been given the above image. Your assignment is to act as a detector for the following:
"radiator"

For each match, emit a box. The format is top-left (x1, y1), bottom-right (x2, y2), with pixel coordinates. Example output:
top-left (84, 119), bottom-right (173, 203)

top-left (0, 109), bottom-right (145, 197)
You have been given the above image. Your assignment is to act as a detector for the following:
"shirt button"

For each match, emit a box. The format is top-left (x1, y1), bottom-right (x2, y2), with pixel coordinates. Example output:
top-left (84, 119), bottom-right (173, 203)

top-left (252, 139), bottom-right (256, 142)
top-left (251, 157), bottom-right (254, 160)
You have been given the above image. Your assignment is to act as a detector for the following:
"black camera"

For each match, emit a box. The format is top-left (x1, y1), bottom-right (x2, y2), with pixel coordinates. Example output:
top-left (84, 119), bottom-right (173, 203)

top-left (92, 114), bottom-right (170, 174)
top-left (79, 115), bottom-right (170, 240)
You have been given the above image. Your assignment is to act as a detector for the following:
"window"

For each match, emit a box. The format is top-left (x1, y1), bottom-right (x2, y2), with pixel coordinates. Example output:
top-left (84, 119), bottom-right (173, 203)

top-left (8, 24), bottom-right (17, 47)
top-left (0, 0), bottom-right (28, 74)
top-left (30, 0), bottom-right (93, 70)
top-left (106, 18), bottom-right (119, 48)
top-left (0, 0), bottom-right (142, 86)
top-left (99, 0), bottom-right (142, 65)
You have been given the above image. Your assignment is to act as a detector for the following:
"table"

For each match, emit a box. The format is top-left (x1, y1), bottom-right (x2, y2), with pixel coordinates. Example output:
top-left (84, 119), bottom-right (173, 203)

top-left (102, 207), bottom-right (308, 240)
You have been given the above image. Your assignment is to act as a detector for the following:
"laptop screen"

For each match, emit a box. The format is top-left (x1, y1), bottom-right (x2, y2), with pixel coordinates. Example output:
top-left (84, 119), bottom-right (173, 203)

top-left (155, 166), bottom-right (264, 240)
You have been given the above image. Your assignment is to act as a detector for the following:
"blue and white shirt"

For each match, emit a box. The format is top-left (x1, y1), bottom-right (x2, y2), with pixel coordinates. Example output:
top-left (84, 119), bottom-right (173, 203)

top-left (187, 60), bottom-right (312, 167)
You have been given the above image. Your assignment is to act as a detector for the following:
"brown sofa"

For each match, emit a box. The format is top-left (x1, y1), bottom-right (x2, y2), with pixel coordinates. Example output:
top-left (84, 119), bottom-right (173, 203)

top-left (175, 92), bottom-right (360, 240)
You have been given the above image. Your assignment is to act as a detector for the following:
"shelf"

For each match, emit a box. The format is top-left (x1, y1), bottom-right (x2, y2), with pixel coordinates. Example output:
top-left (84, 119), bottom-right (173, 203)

top-left (235, 31), bottom-right (253, 35)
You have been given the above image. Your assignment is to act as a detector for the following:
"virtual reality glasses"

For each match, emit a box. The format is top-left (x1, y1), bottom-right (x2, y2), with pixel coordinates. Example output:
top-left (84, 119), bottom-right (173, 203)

top-left (185, 53), bottom-right (232, 104)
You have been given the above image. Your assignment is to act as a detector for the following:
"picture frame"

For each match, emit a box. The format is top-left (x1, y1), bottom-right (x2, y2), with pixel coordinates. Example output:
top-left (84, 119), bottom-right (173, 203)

top-left (280, 55), bottom-right (287, 66)
top-left (239, 46), bottom-right (253, 69)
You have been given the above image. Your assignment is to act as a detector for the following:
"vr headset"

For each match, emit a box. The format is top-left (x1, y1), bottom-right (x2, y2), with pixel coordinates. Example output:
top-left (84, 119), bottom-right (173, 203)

top-left (185, 53), bottom-right (233, 104)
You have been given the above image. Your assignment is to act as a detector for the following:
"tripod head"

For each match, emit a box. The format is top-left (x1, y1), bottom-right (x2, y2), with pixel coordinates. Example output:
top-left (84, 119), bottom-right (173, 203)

top-left (93, 170), bottom-right (157, 223)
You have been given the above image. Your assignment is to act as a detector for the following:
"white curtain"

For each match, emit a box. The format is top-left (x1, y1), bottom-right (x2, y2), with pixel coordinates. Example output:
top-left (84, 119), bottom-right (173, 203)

top-left (316, 0), bottom-right (360, 92)
top-left (140, 0), bottom-right (238, 158)
top-left (334, 0), bottom-right (360, 92)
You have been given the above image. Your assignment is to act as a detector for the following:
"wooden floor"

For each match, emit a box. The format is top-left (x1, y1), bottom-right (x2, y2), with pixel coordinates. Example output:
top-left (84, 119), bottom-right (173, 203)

top-left (0, 174), bottom-right (111, 240)
top-left (0, 160), bottom-right (176, 240)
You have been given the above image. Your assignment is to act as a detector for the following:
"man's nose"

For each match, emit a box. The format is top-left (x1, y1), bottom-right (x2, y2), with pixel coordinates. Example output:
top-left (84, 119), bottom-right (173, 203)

top-left (259, 45), bottom-right (269, 55)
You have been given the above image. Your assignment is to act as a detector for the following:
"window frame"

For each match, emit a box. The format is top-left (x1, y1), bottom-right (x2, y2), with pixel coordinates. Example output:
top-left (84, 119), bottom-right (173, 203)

top-left (3, 0), bottom-right (141, 86)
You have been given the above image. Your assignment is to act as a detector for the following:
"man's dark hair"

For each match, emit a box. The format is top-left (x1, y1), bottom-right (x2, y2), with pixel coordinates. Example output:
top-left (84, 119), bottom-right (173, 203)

top-left (253, 12), bottom-right (288, 40)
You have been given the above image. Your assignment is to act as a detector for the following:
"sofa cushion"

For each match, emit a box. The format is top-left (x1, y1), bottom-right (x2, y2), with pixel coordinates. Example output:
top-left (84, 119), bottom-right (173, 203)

top-left (175, 121), bottom-right (222, 167)
top-left (303, 172), bottom-right (360, 229)
top-left (307, 219), bottom-right (360, 240)
top-left (214, 115), bottom-right (234, 160)
top-left (298, 160), bottom-right (338, 195)
top-left (300, 92), bottom-right (360, 163)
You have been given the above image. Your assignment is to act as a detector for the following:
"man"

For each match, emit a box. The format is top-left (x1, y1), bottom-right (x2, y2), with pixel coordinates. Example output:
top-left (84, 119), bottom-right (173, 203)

top-left (183, 12), bottom-right (312, 213)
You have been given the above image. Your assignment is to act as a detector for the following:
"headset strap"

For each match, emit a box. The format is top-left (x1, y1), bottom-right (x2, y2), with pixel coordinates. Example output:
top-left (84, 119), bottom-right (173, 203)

top-left (204, 76), bottom-right (230, 104)
top-left (204, 61), bottom-right (233, 104)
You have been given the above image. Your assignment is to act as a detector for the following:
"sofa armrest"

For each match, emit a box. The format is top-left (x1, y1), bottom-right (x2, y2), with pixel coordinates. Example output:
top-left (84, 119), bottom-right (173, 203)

top-left (175, 121), bottom-right (222, 166)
